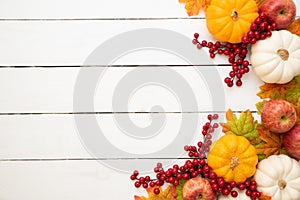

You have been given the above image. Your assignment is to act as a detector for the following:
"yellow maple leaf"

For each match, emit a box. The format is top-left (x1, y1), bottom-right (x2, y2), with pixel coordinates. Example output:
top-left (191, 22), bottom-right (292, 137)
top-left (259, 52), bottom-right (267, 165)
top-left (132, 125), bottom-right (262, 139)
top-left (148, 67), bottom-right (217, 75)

top-left (134, 186), bottom-right (177, 200)
top-left (179, 0), bottom-right (211, 16)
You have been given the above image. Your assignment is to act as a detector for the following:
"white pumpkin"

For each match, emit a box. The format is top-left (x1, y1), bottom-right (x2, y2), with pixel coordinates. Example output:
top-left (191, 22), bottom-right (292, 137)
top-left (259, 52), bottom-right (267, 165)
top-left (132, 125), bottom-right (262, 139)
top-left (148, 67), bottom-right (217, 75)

top-left (250, 30), bottom-right (300, 84)
top-left (254, 154), bottom-right (300, 200)
top-left (218, 188), bottom-right (249, 200)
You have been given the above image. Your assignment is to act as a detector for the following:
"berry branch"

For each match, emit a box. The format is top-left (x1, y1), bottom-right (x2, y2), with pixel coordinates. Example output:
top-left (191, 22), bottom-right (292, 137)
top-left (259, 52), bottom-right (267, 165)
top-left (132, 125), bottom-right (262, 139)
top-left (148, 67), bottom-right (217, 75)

top-left (192, 12), bottom-right (276, 87)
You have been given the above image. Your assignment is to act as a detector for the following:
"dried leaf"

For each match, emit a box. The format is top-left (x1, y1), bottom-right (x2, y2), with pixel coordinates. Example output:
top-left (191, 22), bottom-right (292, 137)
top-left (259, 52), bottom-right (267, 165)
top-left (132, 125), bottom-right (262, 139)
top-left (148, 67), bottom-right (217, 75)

top-left (134, 186), bottom-right (177, 200)
top-left (179, 0), bottom-right (211, 16)
top-left (259, 192), bottom-right (272, 200)
top-left (221, 109), bottom-right (260, 142)
top-left (255, 100), bottom-right (266, 115)
top-left (254, 125), bottom-right (284, 160)
top-left (286, 18), bottom-right (300, 37)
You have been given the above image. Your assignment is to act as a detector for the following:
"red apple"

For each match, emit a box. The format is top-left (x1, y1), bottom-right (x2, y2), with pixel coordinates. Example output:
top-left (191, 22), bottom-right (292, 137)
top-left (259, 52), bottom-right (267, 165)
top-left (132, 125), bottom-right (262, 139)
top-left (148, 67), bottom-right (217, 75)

top-left (182, 177), bottom-right (216, 200)
top-left (261, 99), bottom-right (297, 134)
top-left (259, 0), bottom-right (296, 29)
top-left (283, 124), bottom-right (300, 160)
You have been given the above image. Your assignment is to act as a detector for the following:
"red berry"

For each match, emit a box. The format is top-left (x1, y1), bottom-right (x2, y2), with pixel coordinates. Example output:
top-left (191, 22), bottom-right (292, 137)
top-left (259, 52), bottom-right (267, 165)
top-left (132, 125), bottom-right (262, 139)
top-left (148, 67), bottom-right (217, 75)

top-left (246, 189), bottom-right (252, 196)
top-left (242, 60), bottom-right (249, 67)
top-left (229, 71), bottom-right (235, 77)
top-left (222, 188), bottom-right (230, 196)
top-left (207, 114), bottom-right (212, 120)
top-left (238, 183), bottom-right (245, 190)
top-left (242, 36), bottom-right (249, 43)
top-left (173, 180), bottom-right (179, 186)
top-left (255, 17), bottom-right (262, 24)
top-left (247, 31), bottom-right (255, 38)
top-left (229, 181), bottom-right (237, 188)
top-left (250, 23), bottom-right (258, 31)
top-left (192, 39), bottom-right (198, 44)
top-left (231, 190), bottom-right (238, 198)
top-left (213, 114), bottom-right (218, 119)
top-left (197, 43), bottom-right (202, 49)
top-left (194, 33), bottom-right (199, 39)
top-left (250, 38), bottom-right (257, 44)
top-left (227, 81), bottom-right (234, 87)
top-left (135, 181), bottom-right (141, 188)
top-left (201, 40), bottom-right (207, 46)
top-left (133, 170), bottom-right (139, 176)
top-left (149, 181), bottom-right (156, 187)
top-left (153, 188), bottom-right (160, 195)
top-left (130, 175), bottom-right (136, 180)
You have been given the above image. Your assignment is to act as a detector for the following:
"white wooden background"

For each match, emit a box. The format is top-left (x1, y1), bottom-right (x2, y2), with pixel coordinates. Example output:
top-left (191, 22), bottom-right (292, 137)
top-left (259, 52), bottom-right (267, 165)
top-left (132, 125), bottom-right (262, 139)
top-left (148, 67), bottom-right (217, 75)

top-left (0, 0), bottom-right (299, 199)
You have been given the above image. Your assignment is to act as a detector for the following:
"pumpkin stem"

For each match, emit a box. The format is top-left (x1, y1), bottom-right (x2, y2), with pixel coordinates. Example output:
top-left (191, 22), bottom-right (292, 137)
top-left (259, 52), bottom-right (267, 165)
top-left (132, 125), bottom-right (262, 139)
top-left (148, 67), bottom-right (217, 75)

top-left (231, 9), bottom-right (239, 21)
top-left (230, 156), bottom-right (239, 170)
top-left (278, 180), bottom-right (287, 190)
top-left (277, 49), bottom-right (289, 60)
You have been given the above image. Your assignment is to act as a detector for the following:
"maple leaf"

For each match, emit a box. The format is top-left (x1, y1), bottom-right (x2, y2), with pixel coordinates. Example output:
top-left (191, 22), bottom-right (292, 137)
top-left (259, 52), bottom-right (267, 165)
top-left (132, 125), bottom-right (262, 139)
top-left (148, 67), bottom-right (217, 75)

top-left (134, 186), bottom-right (177, 200)
top-left (259, 192), bottom-right (272, 200)
top-left (254, 125), bottom-right (285, 161)
top-left (179, 0), bottom-right (211, 16)
top-left (257, 75), bottom-right (300, 101)
top-left (221, 109), bottom-right (260, 142)
top-left (175, 179), bottom-right (186, 200)
top-left (286, 18), bottom-right (300, 37)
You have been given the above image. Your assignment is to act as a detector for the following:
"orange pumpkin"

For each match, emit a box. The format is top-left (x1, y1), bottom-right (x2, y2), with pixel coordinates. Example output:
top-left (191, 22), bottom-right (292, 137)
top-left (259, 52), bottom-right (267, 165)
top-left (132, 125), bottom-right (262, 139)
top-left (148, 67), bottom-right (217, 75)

top-left (207, 134), bottom-right (258, 183)
top-left (205, 0), bottom-right (259, 43)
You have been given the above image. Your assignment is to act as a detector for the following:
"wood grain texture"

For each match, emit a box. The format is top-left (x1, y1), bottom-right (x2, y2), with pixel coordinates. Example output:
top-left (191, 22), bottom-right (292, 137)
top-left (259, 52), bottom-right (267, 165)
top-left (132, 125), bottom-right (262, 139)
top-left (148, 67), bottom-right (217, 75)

top-left (0, 0), bottom-right (299, 19)
top-left (0, 113), bottom-right (229, 159)
top-left (0, 66), bottom-right (262, 113)
top-left (1, 0), bottom-right (297, 199)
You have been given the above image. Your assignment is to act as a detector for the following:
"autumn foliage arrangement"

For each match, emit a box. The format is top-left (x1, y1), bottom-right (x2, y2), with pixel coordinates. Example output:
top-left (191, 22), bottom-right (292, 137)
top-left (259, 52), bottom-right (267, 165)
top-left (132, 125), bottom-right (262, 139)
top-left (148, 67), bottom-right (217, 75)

top-left (180, 0), bottom-right (300, 87)
top-left (130, 0), bottom-right (300, 199)
top-left (131, 75), bottom-right (300, 200)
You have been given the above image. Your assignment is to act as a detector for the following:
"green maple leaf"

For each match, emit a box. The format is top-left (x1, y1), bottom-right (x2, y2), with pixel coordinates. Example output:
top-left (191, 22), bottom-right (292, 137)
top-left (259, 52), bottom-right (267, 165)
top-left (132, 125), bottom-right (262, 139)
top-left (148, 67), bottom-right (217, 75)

top-left (176, 179), bottom-right (187, 200)
top-left (221, 109), bottom-right (260, 143)
top-left (285, 86), bottom-right (300, 104)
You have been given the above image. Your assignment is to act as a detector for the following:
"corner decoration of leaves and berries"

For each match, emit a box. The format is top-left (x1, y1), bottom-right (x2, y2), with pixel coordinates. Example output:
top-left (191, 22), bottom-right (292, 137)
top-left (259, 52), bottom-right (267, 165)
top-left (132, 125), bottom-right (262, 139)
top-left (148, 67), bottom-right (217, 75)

top-left (131, 0), bottom-right (300, 199)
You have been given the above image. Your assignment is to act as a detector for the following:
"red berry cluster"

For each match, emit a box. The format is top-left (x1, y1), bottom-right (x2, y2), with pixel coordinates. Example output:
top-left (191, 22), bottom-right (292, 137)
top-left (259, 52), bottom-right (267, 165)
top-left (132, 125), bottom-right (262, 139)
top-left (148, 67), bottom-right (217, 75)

top-left (184, 113), bottom-right (219, 159)
top-left (209, 176), bottom-right (261, 199)
top-left (192, 12), bottom-right (276, 87)
top-left (130, 114), bottom-right (219, 195)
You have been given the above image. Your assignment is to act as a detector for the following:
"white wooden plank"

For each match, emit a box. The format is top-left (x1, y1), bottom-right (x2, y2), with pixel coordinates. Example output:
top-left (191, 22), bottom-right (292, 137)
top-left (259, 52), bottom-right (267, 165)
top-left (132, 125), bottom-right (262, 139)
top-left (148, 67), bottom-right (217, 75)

top-left (0, 159), bottom-right (177, 200)
top-left (0, 19), bottom-right (228, 66)
top-left (0, 0), bottom-right (299, 19)
top-left (0, 113), bottom-right (229, 159)
top-left (0, 0), bottom-right (190, 19)
top-left (0, 66), bottom-right (263, 113)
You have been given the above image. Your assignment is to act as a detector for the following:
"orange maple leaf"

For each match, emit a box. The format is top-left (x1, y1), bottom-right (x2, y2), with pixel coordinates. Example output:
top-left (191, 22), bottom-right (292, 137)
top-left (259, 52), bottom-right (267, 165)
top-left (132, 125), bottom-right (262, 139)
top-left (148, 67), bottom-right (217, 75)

top-left (254, 125), bottom-right (285, 160)
top-left (259, 192), bottom-right (272, 200)
top-left (286, 18), bottom-right (300, 37)
top-left (134, 186), bottom-right (177, 200)
top-left (179, 0), bottom-right (211, 16)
